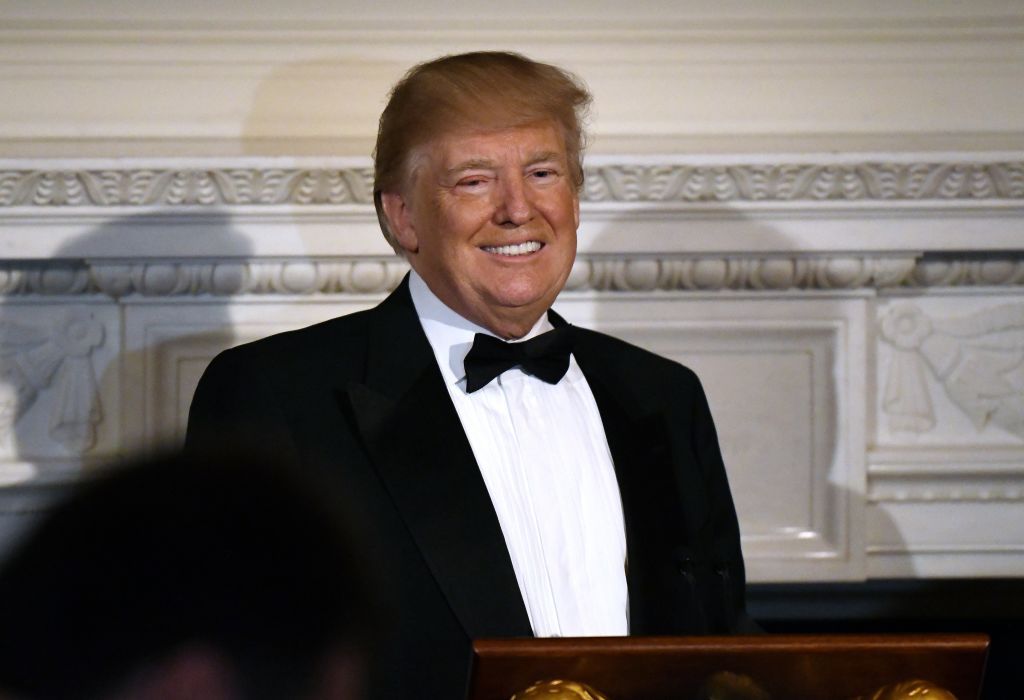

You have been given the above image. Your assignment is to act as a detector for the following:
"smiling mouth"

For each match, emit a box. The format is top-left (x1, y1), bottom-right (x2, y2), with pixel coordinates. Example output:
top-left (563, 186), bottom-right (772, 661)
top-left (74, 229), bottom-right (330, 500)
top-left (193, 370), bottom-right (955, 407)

top-left (481, 241), bottom-right (543, 257)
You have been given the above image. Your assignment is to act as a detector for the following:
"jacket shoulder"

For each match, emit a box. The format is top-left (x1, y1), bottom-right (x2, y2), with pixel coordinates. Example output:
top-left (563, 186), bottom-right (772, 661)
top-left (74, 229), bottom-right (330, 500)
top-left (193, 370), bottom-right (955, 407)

top-left (185, 305), bottom-right (382, 450)
top-left (230, 304), bottom-right (375, 352)
top-left (209, 305), bottom-right (378, 376)
top-left (573, 325), bottom-right (702, 391)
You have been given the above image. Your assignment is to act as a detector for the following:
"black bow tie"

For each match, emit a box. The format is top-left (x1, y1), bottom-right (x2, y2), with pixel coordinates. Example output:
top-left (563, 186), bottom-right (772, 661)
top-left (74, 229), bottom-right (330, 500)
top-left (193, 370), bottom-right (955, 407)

top-left (463, 326), bottom-right (575, 393)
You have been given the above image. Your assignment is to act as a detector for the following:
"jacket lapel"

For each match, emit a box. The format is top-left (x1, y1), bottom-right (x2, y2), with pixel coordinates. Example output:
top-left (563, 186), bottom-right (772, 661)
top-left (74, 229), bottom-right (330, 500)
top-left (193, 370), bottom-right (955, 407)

top-left (342, 279), bottom-right (532, 639)
top-left (563, 316), bottom-right (705, 635)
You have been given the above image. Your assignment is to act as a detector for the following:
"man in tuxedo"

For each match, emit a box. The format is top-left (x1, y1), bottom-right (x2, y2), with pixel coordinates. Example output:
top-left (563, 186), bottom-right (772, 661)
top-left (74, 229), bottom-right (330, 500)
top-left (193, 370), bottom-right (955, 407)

top-left (187, 51), bottom-right (752, 699)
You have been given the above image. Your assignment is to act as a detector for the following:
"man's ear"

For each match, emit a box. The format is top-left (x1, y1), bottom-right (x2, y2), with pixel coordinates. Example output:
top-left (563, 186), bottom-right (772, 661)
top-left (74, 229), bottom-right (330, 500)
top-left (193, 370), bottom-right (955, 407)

top-left (380, 192), bottom-right (418, 254)
top-left (573, 192), bottom-right (580, 230)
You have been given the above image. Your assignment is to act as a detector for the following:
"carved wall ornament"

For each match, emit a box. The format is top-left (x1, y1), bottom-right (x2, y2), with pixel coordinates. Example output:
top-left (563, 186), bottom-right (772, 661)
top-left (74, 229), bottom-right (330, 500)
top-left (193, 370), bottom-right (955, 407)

top-left (912, 258), bottom-right (1024, 287)
top-left (0, 255), bottom-right (1018, 298)
top-left (868, 477), bottom-right (1024, 503)
top-left (0, 310), bottom-right (105, 453)
top-left (1, 161), bottom-right (1021, 207)
top-left (1, 255), bottom-right (1012, 298)
top-left (583, 161), bottom-right (1024, 202)
top-left (879, 303), bottom-right (1024, 439)
top-left (564, 256), bottom-right (921, 292)
top-left (0, 168), bottom-right (377, 207)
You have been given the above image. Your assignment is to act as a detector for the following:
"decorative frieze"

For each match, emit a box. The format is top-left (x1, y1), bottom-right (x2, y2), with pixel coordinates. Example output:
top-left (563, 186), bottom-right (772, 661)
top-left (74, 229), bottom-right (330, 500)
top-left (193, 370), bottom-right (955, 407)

top-left (0, 260), bottom-right (408, 298)
top-left (1, 255), bottom-right (1023, 297)
top-left (566, 256), bottom-right (920, 292)
top-left (2, 161), bottom-right (1022, 208)
top-left (0, 168), bottom-right (376, 207)
top-left (910, 258), bottom-right (1024, 287)
top-left (0, 309), bottom-right (106, 453)
top-left (878, 303), bottom-right (1024, 440)
top-left (582, 162), bottom-right (1024, 202)
top-left (868, 447), bottom-right (1024, 504)
top-left (869, 474), bottom-right (1024, 503)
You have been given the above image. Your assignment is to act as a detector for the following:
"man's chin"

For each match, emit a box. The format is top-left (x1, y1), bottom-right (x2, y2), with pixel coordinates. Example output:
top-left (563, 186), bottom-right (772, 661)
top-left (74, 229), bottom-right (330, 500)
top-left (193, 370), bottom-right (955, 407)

top-left (484, 298), bottom-right (561, 335)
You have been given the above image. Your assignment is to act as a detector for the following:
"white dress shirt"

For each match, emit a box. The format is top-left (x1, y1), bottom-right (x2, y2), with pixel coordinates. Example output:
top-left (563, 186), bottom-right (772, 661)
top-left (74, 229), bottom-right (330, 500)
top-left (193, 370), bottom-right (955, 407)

top-left (409, 271), bottom-right (628, 638)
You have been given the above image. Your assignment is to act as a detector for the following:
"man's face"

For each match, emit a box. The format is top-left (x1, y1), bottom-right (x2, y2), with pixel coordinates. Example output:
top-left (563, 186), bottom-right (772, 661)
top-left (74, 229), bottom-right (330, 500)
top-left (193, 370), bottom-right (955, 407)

top-left (381, 122), bottom-right (579, 339)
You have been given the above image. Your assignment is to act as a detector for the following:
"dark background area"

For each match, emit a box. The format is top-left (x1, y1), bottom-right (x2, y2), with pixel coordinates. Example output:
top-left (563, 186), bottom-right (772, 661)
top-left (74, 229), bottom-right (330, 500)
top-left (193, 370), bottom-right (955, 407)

top-left (748, 579), bottom-right (1024, 698)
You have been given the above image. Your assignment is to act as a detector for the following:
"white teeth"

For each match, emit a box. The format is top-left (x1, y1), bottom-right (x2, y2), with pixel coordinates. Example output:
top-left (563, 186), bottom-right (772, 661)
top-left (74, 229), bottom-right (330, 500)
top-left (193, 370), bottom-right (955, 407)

top-left (482, 241), bottom-right (542, 256)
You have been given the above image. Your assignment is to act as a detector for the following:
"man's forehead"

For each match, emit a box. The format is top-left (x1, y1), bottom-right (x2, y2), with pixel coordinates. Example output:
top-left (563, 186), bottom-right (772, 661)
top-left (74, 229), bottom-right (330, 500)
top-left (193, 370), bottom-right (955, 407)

top-left (429, 123), bottom-right (568, 169)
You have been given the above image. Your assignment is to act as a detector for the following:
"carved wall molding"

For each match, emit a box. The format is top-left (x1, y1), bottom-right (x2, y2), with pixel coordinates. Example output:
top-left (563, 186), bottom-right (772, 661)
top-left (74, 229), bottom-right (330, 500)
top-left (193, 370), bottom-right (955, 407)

top-left (7, 11), bottom-right (1023, 43)
top-left (869, 475), bottom-right (1024, 503)
top-left (0, 255), bottom-right (1022, 298)
top-left (908, 259), bottom-right (1024, 287)
top-left (1, 160), bottom-right (1022, 208)
top-left (0, 167), bottom-right (376, 207)
top-left (568, 256), bottom-right (918, 291)
top-left (582, 161), bottom-right (1024, 203)
top-left (1, 255), bottom-right (1023, 298)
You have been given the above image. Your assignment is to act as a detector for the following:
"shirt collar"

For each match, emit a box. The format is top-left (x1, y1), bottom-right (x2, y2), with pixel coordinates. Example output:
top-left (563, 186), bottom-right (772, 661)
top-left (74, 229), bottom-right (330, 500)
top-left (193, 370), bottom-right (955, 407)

top-left (408, 269), bottom-right (554, 388)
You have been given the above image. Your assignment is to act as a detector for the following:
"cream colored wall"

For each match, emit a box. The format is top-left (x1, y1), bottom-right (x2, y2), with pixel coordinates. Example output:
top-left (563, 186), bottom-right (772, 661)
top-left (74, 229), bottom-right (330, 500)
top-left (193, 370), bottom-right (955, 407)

top-left (0, 2), bottom-right (1022, 580)
top-left (2, 0), bottom-right (1023, 156)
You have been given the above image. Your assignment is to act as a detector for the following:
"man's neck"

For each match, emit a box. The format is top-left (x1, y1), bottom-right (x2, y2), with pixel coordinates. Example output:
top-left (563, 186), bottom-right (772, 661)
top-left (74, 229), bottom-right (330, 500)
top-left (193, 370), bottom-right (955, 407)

top-left (407, 270), bottom-right (548, 341)
top-left (409, 270), bottom-right (554, 388)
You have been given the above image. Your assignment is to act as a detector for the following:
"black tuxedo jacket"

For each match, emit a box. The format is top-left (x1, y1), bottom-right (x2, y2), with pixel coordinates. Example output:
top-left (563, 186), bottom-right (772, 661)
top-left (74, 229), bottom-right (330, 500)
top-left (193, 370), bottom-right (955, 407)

top-left (186, 276), bottom-right (751, 698)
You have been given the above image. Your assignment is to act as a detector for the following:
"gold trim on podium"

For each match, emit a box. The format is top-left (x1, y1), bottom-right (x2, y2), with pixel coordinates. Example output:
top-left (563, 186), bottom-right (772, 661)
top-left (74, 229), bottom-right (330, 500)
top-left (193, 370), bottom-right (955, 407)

top-left (853, 679), bottom-right (959, 700)
top-left (510, 677), bottom-right (959, 700)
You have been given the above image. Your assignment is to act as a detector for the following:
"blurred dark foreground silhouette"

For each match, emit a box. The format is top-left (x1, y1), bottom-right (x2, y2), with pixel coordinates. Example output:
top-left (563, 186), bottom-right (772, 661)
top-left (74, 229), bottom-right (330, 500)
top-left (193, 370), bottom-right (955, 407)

top-left (0, 450), bottom-right (374, 700)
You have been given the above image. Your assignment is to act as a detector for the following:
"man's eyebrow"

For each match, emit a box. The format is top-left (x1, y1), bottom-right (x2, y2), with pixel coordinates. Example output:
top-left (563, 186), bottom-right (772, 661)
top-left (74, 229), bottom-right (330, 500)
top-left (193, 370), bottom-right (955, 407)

top-left (525, 151), bottom-right (561, 165)
top-left (445, 152), bottom-right (563, 176)
top-left (445, 159), bottom-right (497, 176)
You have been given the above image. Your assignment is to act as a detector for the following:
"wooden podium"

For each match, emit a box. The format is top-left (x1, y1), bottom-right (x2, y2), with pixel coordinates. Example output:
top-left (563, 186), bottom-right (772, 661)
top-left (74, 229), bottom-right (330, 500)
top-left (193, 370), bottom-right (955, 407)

top-left (468, 634), bottom-right (989, 700)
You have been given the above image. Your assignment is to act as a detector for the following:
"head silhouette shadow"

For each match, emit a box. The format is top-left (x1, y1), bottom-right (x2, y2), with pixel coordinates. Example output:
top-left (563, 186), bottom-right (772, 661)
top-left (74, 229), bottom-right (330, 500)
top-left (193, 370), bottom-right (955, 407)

top-left (0, 209), bottom-right (252, 555)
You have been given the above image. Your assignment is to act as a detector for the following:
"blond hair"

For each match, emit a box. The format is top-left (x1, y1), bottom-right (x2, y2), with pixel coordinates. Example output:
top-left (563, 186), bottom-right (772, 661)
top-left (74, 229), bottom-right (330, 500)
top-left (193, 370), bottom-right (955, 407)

top-left (373, 51), bottom-right (591, 251)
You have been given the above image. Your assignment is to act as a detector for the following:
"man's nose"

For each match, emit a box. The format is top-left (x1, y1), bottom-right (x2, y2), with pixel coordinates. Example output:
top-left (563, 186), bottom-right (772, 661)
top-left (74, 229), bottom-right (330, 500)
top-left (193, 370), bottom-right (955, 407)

top-left (493, 177), bottom-right (533, 226)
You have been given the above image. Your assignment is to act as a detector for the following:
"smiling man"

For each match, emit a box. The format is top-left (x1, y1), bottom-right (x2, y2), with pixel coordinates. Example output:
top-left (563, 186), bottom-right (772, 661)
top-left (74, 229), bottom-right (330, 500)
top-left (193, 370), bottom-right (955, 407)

top-left (188, 52), bottom-right (752, 700)
top-left (380, 122), bottom-right (578, 340)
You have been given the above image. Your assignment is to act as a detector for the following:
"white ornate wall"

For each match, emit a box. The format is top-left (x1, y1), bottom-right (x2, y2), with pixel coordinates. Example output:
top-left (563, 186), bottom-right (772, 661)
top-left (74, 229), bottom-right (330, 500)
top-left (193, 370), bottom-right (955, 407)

top-left (0, 2), bottom-right (1022, 584)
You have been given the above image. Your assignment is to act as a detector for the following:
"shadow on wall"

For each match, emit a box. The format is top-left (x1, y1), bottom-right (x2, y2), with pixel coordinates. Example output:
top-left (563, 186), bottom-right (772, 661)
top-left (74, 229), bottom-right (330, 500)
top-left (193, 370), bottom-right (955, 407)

top-left (0, 210), bottom-right (253, 555)
top-left (0, 50), bottom-right (415, 559)
top-left (241, 57), bottom-right (406, 157)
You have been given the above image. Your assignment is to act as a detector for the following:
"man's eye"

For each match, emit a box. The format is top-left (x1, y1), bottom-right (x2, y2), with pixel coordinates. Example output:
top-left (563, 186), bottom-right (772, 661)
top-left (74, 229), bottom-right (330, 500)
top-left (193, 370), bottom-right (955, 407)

top-left (531, 169), bottom-right (557, 180)
top-left (457, 177), bottom-right (487, 188)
